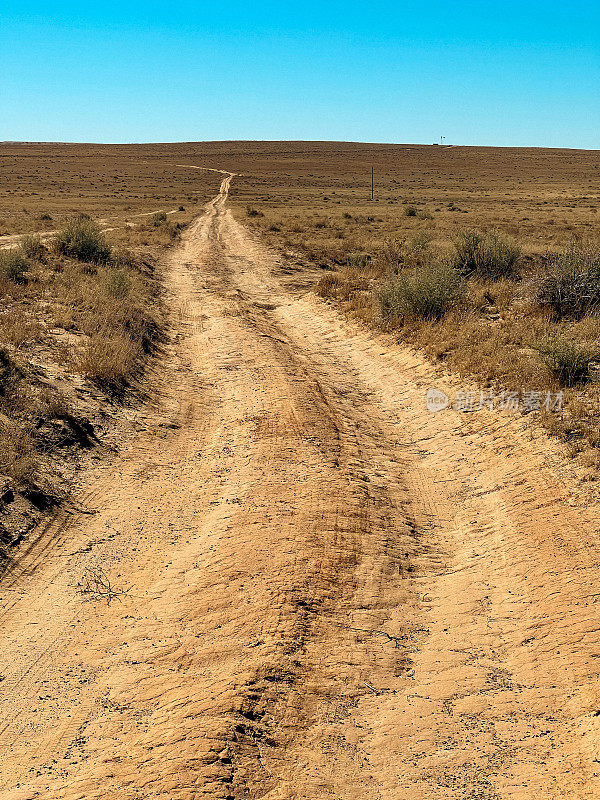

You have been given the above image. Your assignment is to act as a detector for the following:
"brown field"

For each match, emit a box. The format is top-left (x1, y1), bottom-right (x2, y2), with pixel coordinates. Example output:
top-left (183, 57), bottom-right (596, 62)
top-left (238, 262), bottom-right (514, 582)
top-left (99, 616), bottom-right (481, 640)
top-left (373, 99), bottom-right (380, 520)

top-left (5, 140), bottom-right (598, 246)
top-left (3, 142), bottom-right (600, 799)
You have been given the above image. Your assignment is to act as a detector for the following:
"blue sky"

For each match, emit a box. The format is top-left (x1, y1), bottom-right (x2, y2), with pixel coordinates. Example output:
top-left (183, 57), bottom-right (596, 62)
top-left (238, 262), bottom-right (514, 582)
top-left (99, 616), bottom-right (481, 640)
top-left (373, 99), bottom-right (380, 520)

top-left (1, 1), bottom-right (598, 147)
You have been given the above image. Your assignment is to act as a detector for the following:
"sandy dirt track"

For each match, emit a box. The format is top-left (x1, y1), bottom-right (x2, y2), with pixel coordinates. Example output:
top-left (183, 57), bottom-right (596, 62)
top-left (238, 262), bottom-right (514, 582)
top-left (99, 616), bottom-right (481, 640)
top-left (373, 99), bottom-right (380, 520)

top-left (1, 176), bottom-right (600, 799)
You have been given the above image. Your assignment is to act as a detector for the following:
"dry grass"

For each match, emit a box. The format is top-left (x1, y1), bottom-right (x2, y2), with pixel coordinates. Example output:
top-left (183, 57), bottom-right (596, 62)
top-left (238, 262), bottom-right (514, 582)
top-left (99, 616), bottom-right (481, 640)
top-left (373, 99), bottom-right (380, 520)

top-left (3, 140), bottom-right (600, 486)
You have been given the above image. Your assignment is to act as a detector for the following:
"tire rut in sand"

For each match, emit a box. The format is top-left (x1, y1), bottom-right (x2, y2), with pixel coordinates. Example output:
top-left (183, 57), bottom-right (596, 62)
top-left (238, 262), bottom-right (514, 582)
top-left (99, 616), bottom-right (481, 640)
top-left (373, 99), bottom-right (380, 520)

top-left (2, 174), bottom-right (600, 799)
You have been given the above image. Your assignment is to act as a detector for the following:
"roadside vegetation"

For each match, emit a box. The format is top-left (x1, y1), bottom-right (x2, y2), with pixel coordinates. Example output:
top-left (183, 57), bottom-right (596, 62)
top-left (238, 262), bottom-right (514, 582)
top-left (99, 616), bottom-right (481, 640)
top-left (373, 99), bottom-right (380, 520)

top-left (243, 204), bottom-right (600, 472)
top-left (0, 213), bottom-right (187, 558)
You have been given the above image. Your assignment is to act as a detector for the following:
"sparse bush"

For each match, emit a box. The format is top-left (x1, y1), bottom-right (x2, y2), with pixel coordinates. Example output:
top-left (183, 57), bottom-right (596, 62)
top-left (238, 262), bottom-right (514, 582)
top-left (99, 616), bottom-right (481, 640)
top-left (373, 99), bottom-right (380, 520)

top-left (533, 333), bottom-right (597, 386)
top-left (532, 242), bottom-right (600, 317)
top-left (0, 310), bottom-right (42, 346)
top-left (54, 218), bottom-right (111, 263)
top-left (246, 206), bottom-right (263, 217)
top-left (0, 250), bottom-right (29, 283)
top-left (405, 206), bottom-right (417, 217)
top-left (379, 262), bottom-right (464, 323)
top-left (453, 229), bottom-right (521, 278)
top-left (151, 211), bottom-right (167, 226)
top-left (19, 234), bottom-right (46, 261)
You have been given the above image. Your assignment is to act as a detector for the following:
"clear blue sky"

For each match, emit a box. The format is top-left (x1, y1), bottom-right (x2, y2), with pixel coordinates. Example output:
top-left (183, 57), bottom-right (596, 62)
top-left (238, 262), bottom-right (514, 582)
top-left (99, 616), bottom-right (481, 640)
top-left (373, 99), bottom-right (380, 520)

top-left (1, 1), bottom-right (598, 147)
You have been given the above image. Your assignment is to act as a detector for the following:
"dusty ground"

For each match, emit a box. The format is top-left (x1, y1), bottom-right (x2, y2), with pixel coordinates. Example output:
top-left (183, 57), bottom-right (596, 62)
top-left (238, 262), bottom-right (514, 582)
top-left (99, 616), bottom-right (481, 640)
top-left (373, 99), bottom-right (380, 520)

top-left (1, 172), bottom-right (600, 799)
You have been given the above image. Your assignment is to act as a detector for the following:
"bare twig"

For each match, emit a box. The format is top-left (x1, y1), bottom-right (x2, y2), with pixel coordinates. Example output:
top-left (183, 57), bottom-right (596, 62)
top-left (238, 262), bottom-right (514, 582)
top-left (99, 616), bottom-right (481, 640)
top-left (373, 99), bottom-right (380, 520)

top-left (76, 566), bottom-right (129, 605)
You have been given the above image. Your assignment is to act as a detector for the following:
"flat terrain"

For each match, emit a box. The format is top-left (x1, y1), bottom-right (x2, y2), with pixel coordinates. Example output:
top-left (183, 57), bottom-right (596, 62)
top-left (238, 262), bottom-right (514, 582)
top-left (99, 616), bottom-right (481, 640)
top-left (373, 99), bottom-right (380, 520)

top-left (3, 140), bottom-right (599, 249)
top-left (1, 143), bottom-right (600, 798)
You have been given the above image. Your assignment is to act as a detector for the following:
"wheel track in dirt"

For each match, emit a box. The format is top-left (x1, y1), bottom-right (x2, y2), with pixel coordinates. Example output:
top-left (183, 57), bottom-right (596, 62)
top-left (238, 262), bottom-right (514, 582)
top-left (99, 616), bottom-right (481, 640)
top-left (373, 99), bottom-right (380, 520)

top-left (0, 173), bottom-right (600, 798)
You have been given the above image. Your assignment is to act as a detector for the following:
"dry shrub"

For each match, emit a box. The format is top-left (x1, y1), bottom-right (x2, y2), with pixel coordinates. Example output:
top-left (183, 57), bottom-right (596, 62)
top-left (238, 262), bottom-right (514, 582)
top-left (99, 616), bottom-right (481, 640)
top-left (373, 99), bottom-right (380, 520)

top-left (377, 238), bottom-right (405, 274)
top-left (532, 333), bottom-right (597, 386)
top-left (531, 241), bottom-right (600, 318)
top-left (379, 262), bottom-right (464, 323)
top-left (151, 211), bottom-right (167, 226)
top-left (19, 234), bottom-right (46, 261)
top-left (453, 229), bottom-right (522, 278)
top-left (54, 218), bottom-right (111, 263)
top-left (0, 250), bottom-right (29, 283)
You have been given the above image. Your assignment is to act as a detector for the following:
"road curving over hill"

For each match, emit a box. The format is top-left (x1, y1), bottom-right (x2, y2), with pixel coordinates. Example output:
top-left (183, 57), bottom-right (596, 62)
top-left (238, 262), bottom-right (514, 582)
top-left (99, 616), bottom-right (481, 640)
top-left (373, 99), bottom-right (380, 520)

top-left (1, 174), bottom-right (600, 799)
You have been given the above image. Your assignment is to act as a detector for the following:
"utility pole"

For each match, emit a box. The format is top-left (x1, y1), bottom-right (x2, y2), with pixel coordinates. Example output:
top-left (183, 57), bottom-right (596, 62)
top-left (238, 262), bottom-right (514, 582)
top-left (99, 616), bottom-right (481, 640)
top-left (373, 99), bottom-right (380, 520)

top-left (440, 135), bottom-right (445, 145)
top-left (371, 165), bottom-right (374, 201)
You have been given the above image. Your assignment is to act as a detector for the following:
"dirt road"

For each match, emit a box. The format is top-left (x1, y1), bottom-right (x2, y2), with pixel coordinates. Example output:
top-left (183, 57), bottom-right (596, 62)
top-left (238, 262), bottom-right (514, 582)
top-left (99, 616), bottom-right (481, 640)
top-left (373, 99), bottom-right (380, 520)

top-left (2, 175), bottom-right (600, 799)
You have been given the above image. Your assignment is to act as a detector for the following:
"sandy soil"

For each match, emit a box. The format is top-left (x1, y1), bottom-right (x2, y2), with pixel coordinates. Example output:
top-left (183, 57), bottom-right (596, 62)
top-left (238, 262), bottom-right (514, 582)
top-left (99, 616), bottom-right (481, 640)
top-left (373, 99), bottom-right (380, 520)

top-left (1, 176), bottom-right (600, 799)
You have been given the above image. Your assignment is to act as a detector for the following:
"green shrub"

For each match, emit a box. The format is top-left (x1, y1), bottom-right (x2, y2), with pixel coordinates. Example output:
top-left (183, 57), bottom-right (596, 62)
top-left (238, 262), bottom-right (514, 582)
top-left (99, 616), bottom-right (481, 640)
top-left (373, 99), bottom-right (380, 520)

top-left (533, 242), bottom-right (600, 317)
top-left (453, 229), bottom-right (521, 278)
top-left (379, 262), bottom-right (464, 322)
top-left (533, 333), bottom-right (596, 386)
top-left (54, 218), bottom-right (111, 263)
top-left (0, 250), bottom-right (29, 283)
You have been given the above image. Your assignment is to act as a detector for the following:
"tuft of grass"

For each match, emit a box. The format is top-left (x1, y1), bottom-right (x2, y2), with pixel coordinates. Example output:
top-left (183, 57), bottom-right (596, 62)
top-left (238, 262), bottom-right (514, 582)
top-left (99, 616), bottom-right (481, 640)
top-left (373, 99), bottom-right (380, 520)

top-left (453, 229), bottom-right (522, 278)
top-left (532, 333), bottom-right (597, 386)
top-left (379, 261), bottom-right (464, 323)
top-left (316, 270), bottom-right (370, 301)
top-left (0, 250), bottom-right (29, 283)
top-left (77, 332), bottom-right (142, 391)
top-left (54, 218), bottom-right (111, 263)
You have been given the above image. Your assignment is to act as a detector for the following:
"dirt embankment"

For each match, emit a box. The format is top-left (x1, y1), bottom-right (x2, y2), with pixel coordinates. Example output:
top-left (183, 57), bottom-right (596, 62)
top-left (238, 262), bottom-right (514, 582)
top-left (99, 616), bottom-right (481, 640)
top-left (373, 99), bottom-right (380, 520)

top-left (0, 176), bottom-right (600, 799)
